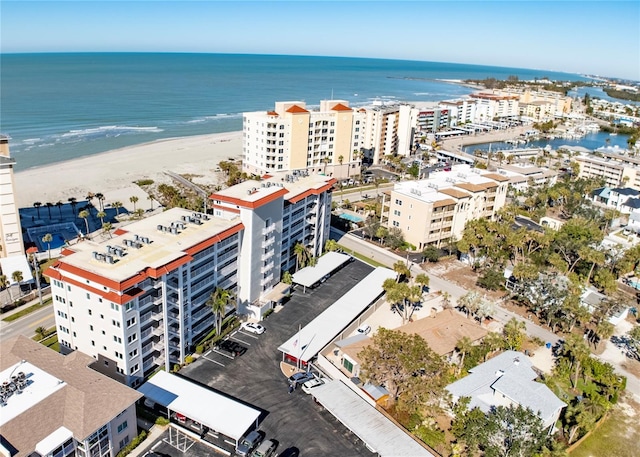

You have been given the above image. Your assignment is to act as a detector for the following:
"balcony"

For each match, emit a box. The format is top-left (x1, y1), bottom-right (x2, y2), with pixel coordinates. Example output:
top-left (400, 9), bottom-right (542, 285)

top-left (261, 237), bottom-right (275, 249)
top-left (261, 261), bottom-right (274, 273)
top-left (152, 324), bottom-right (164, 336)
top-left (261, 249), bottom-right (275, 261)
top-left (260, 274), bottom-right (274, 286)
top-left (262, 225), bottom-right (276, 235)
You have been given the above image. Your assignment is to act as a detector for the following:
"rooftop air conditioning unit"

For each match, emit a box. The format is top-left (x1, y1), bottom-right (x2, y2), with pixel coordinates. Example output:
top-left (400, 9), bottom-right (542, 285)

top-left (134, 234), bottom-right (140, 241)
top-left (266, 182), bottom-right (271, 187)
top-left (92, 251), bottom-right (99, 260)
top-left (157, 225), bottom-right (164, 231)
top-left (247, 190), bottom-right (252, 195)
top-left (171, 227), bottom-right (178, 235)
top-left (261, 183), bottom-right (266, 188)
top-left (106, 255), bottom-right (115, 264)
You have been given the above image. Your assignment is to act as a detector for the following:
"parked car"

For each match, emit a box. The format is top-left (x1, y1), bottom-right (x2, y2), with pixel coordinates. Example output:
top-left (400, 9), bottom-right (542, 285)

top-left (236, 430), bottom-right (264, 457)
top-left (251, 439), bottom-right (277, 457)
top-left (216, 340), bottom-right (247, 357)
top-left (357, 324), bottom-right (371, 335)
top-left (288, 372), bottom-right (314, 388)
top-left (301, 377), bottom-right (325, 394)
top-left (241, 322), bottom-right (265, 335)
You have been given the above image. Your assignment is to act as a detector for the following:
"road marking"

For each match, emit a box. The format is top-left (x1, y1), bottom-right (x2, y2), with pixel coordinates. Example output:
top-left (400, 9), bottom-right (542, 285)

top-left (237, 330), bottom-right (259, 340)
top-left (28, 315), bottom-right (54, 329)
top-left (230, 335), bottom-right (251, 345)
top-left (203, 356), bottom-right (225, 367)
top-left (211, 349), bottom-right (235, 360)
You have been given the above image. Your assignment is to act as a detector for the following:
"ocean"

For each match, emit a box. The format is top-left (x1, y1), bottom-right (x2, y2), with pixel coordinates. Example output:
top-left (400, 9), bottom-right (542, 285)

top-left (1, 53), bottom-right (589, 171)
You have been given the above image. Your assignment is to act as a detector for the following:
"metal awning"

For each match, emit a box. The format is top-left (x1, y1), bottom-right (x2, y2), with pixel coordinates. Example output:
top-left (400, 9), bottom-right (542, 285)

top-left (291, 252), bottom-right (351, 288)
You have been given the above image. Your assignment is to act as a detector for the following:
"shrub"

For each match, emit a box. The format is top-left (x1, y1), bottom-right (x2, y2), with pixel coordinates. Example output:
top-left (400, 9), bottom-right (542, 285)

top-left (195, 345), bottom-right (204, 354)
top-left (172, 364), bottom-right (181, 373)
top-left (115, 431), bottom-right (147, 457)
top-left (155, 416), bottom-right (170, 426)
top-left (263, 308), bottom-right (274, 318)
top-left (136, 179), bottom-right (154, 186)
top-left (477, 268), bottom-right (504, 291)
top-left (184, 355), bottom-right (194, 364)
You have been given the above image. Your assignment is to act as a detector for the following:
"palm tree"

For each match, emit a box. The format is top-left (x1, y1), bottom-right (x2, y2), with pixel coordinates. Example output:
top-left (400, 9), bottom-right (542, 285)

top-left (441, 291), bottom-right (452, 310)
top-left (112, 201), bottom-right (123, 216)
top-left (207, 287), bottom-right (234, 335)
top-left (322, 157), bottom-right (330, 175)
top-left (11, 271), bottom-right (23, 298)
top-left (483, 332), bottom-right (504, 361)
top-left (95, 193), bottom-right (105, 211)
top-left (42, 233), bottom-right (53, 259)
top-left (455, 336), bottom-right (473, 374)
top-left (33, 201), bottom-right (42, 218)
top-left (79, 210), bottom-right (90, 237)
top-left (148, 194), bottom-right (155, 211)
top-left (563, 334), bottom-right (591, 388)
top-left (0, 275), bottom-right (10, 303)
top-left (102, 222), bottom-right (113, 238)
top-left (97, 210), bottom-right (106, 225)
top-left (55, 201), bottom-right (63, 217)
top-left (338, 155), bottom-right (344, 177)
top-left (324, 239), bottom-right (339, 253)
top-left (293, 242), bottom-right (308, 271)
top-left (68, 197), bottom-right (77, 216)
top-left (35, 326), bottom-right (48, 341)
top-left (130, 196), bottom-right (139, 211)
top-left (45, 202), bottom-right (54, 219)
top-left (392, 260), bottom-right (410, 283)
top-left (414, 273), bottom-right (430, 292)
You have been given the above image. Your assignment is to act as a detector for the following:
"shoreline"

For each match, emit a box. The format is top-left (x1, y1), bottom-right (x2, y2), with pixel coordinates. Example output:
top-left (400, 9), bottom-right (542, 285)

top-left (13, 131), bottom-right (243, 209)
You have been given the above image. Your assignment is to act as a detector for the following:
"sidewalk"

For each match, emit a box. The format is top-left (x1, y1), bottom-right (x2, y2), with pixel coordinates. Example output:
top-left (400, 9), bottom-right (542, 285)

top-left (127, 423), bottom-right (169, 457)
top-left (1, 291), bottom-right (52, 321)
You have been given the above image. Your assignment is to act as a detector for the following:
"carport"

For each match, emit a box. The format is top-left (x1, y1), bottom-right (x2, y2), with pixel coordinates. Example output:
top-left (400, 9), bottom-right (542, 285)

top-left (291, 251), bottom-right (351, 292)
top-left (278, 267), bottom-right (395, 364)
top-left (138, 371), bottom-right (261, 447)
top-left (311, 380), bottom-right (435, 456)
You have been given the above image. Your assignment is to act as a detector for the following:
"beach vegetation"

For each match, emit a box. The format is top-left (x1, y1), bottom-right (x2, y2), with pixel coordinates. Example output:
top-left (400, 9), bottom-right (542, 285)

top-left (33, 201), bottom-right (42, 218)
top-left (42, 233), bottom-right (53, 259)
top-left (112, 201), bottom-right (123, 215)
top-left (218, 160), bottom-right (247, 186)
top-left (45, 202), bottom-right (54, 219)
top-left (129, 195), bottom-right (139, 211)
top-left (79, 210), bottom-right (90, 236)
top-left (135, 179), bottom-right (155, 186)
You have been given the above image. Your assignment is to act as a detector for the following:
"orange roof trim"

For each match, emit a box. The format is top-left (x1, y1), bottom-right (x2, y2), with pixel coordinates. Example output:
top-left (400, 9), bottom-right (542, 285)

top-left (285, 105), bottom-right (309, 113)
top-left (331, 103), bottom-right (352, 112)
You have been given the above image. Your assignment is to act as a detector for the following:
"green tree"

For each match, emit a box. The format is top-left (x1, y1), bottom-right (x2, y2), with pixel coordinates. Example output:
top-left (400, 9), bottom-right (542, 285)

top-left (414, 273), bottom-right (430, 292)
top-left (422, 245), bottom-right (440, 263)
top-left (33, 201), bottom-right (42, 218)
top-left (503, 318), bottom-right (526, 350)
top-left (42, 233), bottom-right (53, 260)
top-left (0, 274), bottom-right (11, 302)
top-left (102, 222), bottom-right (113, 239)
top-left (324, 239), bottom-right (339, 253)
top-left (359, 328), bottom-right (449, 414)
top-left (293, 242), bottom-right (309, 271)
top-left (483, 405), bottom-right (549, 457)
top-left (97, 210), bottom-right (106, 226)
top-left (392, 260), bottom-right (410, 283)
top-left (282, 270), bottom-right (293, 285)
top-left (375, 225), bottom-right (388, 245)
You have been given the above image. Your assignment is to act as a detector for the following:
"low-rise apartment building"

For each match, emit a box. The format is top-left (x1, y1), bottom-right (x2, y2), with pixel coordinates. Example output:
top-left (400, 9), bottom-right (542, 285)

top-left (381, 164), bottom-right (509, 249)
top-left (45, 173), bottom-right (334, 385)
top-left (0, 335), bottom-right (141, 457)
top-left (574, 154), bottom-right (640, 190)
top-left (469, 93), bottom-right (520, 121)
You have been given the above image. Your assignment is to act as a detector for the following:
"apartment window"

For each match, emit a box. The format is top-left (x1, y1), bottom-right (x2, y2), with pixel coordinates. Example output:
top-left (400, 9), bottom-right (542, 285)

top-left (90, 325), bottom-right (94, 331)
top-left (279, 125), bottom-right (284, 129)
top-left (91, 340), bottom-right (95, 346)
top-left (130, 364), bottom-right (139, 374)
top-left (393, 210), bottom-right (401, 216)
top-left (342, 357), bottom-right (354, 373)
top-left (125, 302), bottom-right (135, 311)
top-left (126, 317), bottom-right (136, 327)
top-left (67, 285), bottom-right (71, 291)
top-left (88, 309), bottom-right (92, 316)
top-left (115, 351), bottom-right (123, 359)
top-left (111, 303), bottom-right (118, 310)
top-left (127, 334), bottom-right (138, 344)
top-left (117, 421), bottom-right (128, 433)
top-left (86, 293), bottom-right (90, 299)
top-left (129, 349), bottom-right (138, 359)
top-left (392, 221), bottom-right (400, 227)
top-left (119, 437), bottom-right (130, 449)
top-left (114, 336), bottom-right (122, 343)
top-left (395, 199), bottom-right (403, 206)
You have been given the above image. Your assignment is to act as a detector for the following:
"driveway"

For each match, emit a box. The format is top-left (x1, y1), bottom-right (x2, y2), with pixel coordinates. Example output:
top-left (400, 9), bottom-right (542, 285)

top-left (180, 260), bottom-right (375, 456)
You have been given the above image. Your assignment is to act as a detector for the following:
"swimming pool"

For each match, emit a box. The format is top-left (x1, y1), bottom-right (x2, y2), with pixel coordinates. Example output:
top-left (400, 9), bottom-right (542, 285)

top-left (339, 213), bottom-right (364, 223)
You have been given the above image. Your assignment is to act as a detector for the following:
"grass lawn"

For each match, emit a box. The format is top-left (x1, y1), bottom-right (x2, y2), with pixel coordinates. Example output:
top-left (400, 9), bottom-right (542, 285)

top-left (39, 333), bottom-right (60, 353)
top-left (571, 397), bottom-right (640, 457)
top-left (2, 297), bottom-right (52, 322)
top-left (338, 245), bottom-right (387, 268)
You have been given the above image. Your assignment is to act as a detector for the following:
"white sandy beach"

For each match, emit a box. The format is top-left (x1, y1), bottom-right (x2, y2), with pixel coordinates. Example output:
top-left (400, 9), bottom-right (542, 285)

top-left (13, 131), bottom-right (243, 209)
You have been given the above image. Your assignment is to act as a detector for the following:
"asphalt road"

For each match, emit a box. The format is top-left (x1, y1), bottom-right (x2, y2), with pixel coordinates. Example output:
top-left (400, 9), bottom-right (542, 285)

top-left (180, 260), bottom-right (376, 457)
top-left (0, 301), bottom-right (55, 341)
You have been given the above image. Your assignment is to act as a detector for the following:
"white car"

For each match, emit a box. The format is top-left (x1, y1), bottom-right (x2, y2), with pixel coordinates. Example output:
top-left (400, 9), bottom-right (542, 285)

top-left (241, 322), bottom-right (265, 335)
top-left (357, 324), bottom-right (371, 335)
top-left (301, 377), bottom-right (325, 394)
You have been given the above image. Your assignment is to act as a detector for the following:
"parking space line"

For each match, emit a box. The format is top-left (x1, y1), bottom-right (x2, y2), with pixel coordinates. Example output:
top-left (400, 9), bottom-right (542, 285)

top-left (229, 335), bottom-right (252, 346)
top-left (203, 355), bottom-right (225, 367)
top-left (236, 330), bottom-right (259, 340)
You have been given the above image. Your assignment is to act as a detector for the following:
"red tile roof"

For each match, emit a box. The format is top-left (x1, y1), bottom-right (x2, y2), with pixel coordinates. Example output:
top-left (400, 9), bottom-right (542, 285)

top-left (331, 103), bottom-right (352, 112)
top-left (286, 105), bottom-right (309, 113)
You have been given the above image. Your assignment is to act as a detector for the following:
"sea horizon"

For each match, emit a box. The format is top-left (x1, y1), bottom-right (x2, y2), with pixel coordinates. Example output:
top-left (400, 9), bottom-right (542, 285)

top-left (1, 52), bottom-right (590, 171)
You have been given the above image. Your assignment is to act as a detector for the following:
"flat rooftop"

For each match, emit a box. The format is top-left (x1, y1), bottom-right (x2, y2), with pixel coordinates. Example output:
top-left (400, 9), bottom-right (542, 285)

top-left (392, 164), bottom-right (501, 204)
top-left (57, 207), bottom-right (243, 283)
top-left (211, 171), bottom-right (335, 206)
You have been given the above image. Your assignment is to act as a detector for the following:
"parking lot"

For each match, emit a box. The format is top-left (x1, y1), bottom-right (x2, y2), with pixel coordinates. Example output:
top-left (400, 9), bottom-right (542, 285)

top-left (180, 259), bottom-right (376, 456)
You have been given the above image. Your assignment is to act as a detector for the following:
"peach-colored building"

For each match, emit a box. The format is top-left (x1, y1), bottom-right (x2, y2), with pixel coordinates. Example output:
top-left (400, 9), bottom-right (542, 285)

top-left (381, 164), bottom-right (509, 249)
top-left (0, 136), bottom-right (25, 258)
top-left (242, 100), bottom-right (363, 179)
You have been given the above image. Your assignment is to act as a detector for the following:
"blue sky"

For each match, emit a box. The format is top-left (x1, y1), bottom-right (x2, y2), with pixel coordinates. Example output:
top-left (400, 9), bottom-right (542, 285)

top-left (2, 1), bottom-right (638, 80)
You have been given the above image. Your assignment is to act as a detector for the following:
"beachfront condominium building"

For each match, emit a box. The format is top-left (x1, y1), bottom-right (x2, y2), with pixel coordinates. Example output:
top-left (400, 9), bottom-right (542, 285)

top-left (360, 103), bottom-right (416, 163)
top-left (243, 100), bottom-right (364, 179)
top-left (381, 164), bottom-right (509, 249)
top-left (574, 154), bottom-right (640, 190)
top-left (45, 173), bottom-right (334, 385)
top-left (439, 99), bottom-right (477, 126)
top-left (469, 93), bottom-right (520, 121)
top-left (0, 136), bottom-right (25, 258)
top-left (0, 335), bottom-right (141, 457)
